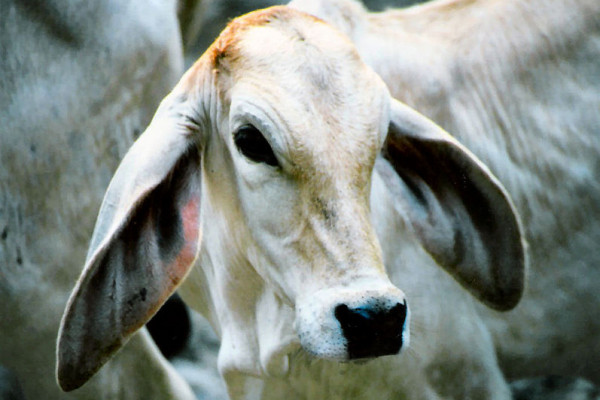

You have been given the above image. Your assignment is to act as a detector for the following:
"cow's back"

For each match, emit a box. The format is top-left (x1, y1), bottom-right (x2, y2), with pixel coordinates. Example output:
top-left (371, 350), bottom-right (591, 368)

top-left (359, 0), bottom-right (600, 382)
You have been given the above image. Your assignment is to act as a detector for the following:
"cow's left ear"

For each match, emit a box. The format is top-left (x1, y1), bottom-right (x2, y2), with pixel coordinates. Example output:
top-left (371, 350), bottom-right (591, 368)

top-left (57, 94), bottom-right (203, 391)
top-left (382, 98), bottom-right (526, 311)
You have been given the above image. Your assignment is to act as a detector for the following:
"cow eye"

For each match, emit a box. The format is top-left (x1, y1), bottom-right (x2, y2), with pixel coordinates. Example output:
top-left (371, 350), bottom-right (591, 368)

top-left (234, 124), bottom-right (278, 167)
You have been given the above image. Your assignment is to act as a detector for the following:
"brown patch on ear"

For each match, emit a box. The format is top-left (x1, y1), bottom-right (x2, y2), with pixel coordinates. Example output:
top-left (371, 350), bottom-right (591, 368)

top-left (168, 194), bottom-right (201, 283)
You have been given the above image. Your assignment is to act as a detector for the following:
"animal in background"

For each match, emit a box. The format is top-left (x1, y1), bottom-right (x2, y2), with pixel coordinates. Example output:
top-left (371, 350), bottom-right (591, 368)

top-left (0, 0), bottom-right (198, 398)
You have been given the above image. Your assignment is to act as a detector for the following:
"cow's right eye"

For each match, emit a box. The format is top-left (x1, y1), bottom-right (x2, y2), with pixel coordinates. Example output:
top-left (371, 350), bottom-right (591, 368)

top-left (234, 124), bottom-right (278, 167)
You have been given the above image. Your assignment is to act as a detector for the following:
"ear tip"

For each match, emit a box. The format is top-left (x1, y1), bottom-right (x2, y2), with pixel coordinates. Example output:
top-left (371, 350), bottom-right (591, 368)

top-left (56, 340), bottom-right (111, 392)
top-left (56, 336), bottom-right (87, 392)
top-left (57, 377), bottom-right (83, 392)
top-left (56, 320), bottom-right (110, 392)
top-left (56, 313), bottom-right (89, 391)
top-left (56, 355), bottom-right (91, 392)
top-left (484, 264), bottom-right (527, 312)
top-left (486, 289), bottom-right (523, 312)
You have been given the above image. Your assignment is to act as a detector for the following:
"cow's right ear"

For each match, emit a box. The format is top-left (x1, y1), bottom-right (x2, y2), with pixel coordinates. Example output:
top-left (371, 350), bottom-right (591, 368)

top-left (382, 98), bottom-right (526, 312)
top-left (57, 93), bottom-right (203, 392)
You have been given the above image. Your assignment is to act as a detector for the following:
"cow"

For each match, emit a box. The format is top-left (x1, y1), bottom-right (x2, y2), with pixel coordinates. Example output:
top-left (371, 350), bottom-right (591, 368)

top-left (0, 0), bottom-right (198, 398)
top-left (57, 1), bottom-right (600, 399)
top-left (289, 0), bottom-right (600, 384)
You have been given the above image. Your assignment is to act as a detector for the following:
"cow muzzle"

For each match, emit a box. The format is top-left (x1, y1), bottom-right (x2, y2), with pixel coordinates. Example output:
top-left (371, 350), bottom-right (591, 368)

top-left (295, 285), bottom-right (410, 361)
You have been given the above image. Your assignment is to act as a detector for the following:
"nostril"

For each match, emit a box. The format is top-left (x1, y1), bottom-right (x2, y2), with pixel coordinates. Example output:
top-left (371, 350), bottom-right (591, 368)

top-left (334, 300), bottom-right (407, 360)
top-left (334, 301), bottom-right (407, 329)
top-left (387, 302), bottom-right (407, 329)
top-left (334, 304), bottom-right (370, 329)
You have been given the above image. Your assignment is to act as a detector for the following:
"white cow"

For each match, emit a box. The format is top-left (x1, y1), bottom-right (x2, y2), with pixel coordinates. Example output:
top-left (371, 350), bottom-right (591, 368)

top-left (289, 0), bottom-right (600, 384)
top-left (57, 2), bottom-right (600, 400)
top-left (0, 1), bottom-right (197, 399)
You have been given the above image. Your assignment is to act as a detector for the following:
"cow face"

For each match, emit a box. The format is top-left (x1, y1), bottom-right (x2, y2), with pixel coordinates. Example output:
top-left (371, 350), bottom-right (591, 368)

top-left (199, 10), bottom-right (409, 362)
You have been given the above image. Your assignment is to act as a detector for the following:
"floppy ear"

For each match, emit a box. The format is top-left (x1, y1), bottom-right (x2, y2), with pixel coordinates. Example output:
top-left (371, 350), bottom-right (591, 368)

top-left (382, 98), bottom-right (526, 311)
top-left (57, 96), bottom-right (203, 391)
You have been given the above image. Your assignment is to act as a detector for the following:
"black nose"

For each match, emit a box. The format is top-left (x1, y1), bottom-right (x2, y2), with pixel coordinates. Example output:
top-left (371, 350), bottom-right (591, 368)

top-left (334, 301), bottom-right (407, 360)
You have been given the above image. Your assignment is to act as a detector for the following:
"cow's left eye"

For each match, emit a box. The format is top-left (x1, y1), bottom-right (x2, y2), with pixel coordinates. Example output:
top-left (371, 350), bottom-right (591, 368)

top-left (234, 124), bottom-right (278, 167)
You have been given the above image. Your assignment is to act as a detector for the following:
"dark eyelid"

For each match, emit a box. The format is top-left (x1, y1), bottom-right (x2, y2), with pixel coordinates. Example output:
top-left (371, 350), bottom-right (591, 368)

top-left (234, 124), bottom-right (279, 167)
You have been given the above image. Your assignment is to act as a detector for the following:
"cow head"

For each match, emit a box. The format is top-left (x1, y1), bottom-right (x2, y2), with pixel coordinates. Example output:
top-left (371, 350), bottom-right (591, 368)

top-left (57, 6), bottom-right (525, 392)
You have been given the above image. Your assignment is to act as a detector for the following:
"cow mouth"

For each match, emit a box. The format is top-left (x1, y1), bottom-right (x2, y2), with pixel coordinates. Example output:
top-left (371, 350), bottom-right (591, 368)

top-left (294, 286), bottom-right (410, 363)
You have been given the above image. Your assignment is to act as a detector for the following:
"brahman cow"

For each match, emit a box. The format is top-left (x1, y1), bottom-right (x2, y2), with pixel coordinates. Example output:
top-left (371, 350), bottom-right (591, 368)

top-left (290, 0), bottom-right (600, 384)
top-left (0, 0), bottom-right (198, 398)
top-left (58, 0), bottom-right (600, 399)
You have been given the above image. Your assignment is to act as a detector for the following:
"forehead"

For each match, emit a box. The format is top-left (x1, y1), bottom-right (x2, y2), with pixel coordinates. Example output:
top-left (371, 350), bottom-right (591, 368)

top-left (208, 6), bottom-right (388, 177)
top-left (212, 7), bottom-right (382, 98)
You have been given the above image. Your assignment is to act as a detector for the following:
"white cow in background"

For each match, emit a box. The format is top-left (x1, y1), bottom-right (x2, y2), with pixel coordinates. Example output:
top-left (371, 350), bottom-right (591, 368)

top-left (57, 1), bottom-right (599, 400)
top-left (290, 0), bottom-right (600, 384)
top-left (0, 0), bottom-right (198, 398)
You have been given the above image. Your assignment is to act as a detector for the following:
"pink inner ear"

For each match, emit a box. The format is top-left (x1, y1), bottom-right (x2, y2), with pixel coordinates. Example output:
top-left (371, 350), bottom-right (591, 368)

top-left (168, 195), bottom-right (201, 285)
